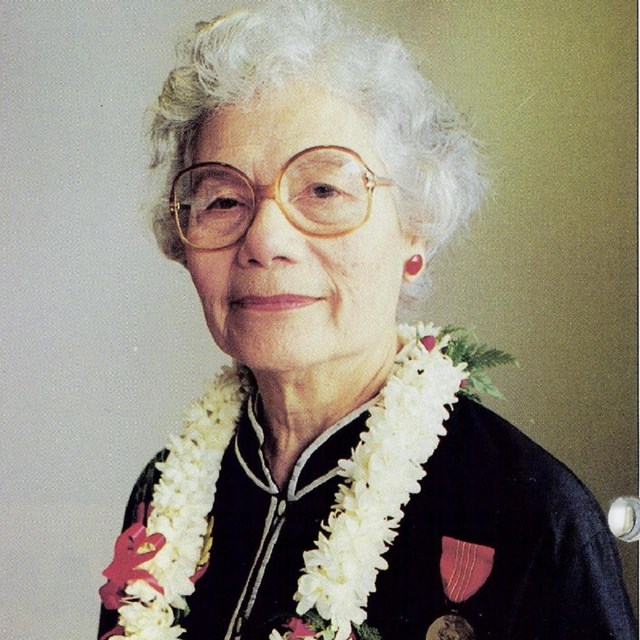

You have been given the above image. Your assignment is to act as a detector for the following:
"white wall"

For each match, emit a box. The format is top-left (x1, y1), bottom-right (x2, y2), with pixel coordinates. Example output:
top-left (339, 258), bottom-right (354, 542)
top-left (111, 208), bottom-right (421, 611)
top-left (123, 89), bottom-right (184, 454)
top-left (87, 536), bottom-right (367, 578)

top-left (1, 2), bottom-right (636, 638)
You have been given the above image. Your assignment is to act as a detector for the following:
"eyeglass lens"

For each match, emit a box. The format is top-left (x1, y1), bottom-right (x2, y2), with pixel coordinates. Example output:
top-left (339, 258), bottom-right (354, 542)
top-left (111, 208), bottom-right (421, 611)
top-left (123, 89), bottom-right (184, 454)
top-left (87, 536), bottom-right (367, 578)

top-left (173, 148), bottom-right (370, 249)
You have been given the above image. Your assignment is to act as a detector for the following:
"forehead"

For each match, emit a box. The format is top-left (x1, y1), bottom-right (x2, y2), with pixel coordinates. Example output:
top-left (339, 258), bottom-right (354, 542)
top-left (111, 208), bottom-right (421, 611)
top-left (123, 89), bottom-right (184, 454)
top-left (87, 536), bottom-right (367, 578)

top-left (194, 83), bottom-right (383, 176)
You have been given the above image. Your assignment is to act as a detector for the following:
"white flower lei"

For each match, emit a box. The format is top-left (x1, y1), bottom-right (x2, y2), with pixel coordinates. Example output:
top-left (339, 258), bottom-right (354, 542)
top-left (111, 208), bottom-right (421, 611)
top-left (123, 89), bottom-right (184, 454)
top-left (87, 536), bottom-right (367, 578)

top-left (111, 323), bottom-right (467, 640)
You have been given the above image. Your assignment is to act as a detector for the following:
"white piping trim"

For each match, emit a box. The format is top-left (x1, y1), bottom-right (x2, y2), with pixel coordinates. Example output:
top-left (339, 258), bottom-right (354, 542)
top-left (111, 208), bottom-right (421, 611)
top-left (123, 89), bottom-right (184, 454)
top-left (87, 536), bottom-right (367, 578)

top-left (234, 434), bottom-right (275, 495)
top-left (287, 397), bottom-right (377, 501)
top-left (228, 398), bottom-right (376, 633)
top-left (293, 467), bottom-right (342, 501)
top-left (242, 502), bottom-right (287, 618)
top-left (248, 396), bottom-right (279, 492)
top-left (223, 495), bottom-right (279, 640)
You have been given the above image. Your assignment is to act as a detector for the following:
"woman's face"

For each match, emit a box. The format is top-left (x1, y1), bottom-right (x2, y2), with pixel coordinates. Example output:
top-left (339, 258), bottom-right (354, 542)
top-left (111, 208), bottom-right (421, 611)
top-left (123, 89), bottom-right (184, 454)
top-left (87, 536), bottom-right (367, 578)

top-left (186, 83), bottom-right (422, 376)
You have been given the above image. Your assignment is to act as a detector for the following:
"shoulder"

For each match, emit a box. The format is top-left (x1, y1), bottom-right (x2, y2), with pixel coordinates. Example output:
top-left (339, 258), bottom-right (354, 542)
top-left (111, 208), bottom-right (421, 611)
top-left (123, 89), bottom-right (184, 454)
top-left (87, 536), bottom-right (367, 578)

top-left (444, 397), bottom-right (595, 496)
top-left (429, 397), bottom-right (609, 545)
top-left (415, 398), bottom-right (637, 638)
top-left (121, 449), bottom-right (169, 528)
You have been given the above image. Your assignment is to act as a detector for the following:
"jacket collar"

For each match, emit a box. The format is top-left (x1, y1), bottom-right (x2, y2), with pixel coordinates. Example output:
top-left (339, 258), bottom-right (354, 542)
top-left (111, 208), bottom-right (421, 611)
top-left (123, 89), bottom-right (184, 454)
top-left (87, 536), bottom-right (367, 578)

top-left (234, 394), bottom-right (374, 500)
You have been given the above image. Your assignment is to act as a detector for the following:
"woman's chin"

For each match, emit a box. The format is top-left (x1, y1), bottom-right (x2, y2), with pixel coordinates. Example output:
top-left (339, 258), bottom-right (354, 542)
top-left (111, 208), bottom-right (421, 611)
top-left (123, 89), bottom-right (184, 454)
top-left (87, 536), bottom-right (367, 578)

top-left (248, 345), bottom-right (326, 375)
top-left (223, 323), bottom-right (340, 376)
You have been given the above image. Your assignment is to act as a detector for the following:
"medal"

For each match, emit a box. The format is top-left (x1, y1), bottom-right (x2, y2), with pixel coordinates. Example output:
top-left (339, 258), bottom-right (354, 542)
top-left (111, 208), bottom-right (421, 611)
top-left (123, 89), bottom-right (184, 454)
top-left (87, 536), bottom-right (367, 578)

top-left (425, 613), bottom-right (475, 640)
top-left (425, 536), bottom-right (495, 640)
top-left (440, 536), bottom-right (495, 604)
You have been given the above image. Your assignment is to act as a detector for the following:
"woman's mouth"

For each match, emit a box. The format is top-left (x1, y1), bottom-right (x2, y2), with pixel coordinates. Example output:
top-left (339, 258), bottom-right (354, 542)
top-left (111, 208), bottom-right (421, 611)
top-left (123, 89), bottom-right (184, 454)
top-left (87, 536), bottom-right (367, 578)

top-left (231, 294), bottom-right (320, 311)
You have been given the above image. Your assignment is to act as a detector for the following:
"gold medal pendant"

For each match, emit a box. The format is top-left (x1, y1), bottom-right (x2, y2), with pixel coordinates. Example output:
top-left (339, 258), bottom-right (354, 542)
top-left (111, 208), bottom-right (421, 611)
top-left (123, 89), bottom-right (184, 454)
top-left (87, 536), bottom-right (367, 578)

top-left (425, 613), bottom-right (475, 640)
top-left (425, 536), bottom-right (494, 639)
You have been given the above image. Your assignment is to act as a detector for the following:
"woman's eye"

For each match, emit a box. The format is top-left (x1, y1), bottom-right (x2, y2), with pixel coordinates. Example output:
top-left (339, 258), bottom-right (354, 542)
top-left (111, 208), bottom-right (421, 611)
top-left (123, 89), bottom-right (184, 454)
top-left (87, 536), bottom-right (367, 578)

top-left (206, 197), bottom-right (245, 210)
top-left (310, 183), bottom-right (340, 199)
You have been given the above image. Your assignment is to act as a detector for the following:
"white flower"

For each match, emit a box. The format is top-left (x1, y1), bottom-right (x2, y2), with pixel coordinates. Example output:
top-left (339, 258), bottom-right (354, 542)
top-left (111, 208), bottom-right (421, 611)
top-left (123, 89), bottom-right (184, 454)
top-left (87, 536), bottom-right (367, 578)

top-left (116, 366), bottom-right (245, 637)
top-left (293, 325), bottom-right (464, 640)
top-left (118, 598), bottom-right (185, 639)
top-left (113, 326), bottom-right (466, 640)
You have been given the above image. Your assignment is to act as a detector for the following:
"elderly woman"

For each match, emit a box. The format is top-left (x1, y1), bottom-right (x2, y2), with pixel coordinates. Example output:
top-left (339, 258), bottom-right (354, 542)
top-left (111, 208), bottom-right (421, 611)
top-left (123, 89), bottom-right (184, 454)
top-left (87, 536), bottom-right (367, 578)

top-left (98, 2), bottom-right (635, 640)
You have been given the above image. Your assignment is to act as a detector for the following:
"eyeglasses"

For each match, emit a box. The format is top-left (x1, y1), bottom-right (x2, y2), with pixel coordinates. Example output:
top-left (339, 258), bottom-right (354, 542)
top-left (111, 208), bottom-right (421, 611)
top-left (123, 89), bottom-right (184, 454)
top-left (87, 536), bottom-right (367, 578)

top-left (170, 145), bottom-right (393, 250)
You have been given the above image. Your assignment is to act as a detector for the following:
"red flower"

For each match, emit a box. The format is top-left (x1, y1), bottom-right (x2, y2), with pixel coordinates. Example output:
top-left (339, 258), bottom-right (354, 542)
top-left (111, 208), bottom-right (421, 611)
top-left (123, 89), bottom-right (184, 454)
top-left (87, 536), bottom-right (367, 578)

top-left (135, 500), bottom-right (153, 524)
top-left (99, 522), bottom-right (166, 610)
top-left (98, 625), bottom-right (125, 640)
top-left (284, 617), bottom-right (316, 638)
top-left (421, 335), bottom-right (437, 352)
top-left (190, 561), bottom-right (210, 585)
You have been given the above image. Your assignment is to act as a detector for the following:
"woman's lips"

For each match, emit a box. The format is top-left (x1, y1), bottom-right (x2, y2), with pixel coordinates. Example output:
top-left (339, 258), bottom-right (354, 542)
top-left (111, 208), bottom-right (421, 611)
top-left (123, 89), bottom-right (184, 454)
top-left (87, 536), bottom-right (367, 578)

top-left (231, 294), bottom-right (320, 311)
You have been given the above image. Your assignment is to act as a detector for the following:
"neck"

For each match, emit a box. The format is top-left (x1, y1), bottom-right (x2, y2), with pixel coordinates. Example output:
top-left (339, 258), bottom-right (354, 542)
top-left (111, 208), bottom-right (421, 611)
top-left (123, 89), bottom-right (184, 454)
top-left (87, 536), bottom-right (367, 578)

top-left (251, 334), bottom-right (398, 488)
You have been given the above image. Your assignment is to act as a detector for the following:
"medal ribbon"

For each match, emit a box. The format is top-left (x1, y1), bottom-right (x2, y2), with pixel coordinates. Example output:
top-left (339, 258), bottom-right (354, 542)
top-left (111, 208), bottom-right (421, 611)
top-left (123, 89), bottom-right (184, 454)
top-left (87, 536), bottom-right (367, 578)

top-left (440, 536), bottom-right (495, 603)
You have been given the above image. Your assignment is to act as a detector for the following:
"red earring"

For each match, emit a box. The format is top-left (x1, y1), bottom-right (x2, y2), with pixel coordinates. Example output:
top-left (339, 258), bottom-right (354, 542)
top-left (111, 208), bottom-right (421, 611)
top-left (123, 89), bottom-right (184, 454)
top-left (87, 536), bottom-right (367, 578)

top-left (404, 254), bottom-right (423, 276)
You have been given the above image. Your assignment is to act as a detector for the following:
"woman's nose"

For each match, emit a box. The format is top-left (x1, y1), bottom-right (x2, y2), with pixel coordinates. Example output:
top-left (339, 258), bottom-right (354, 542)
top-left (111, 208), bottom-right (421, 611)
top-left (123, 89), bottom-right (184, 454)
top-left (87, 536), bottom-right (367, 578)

top-left (236, 195), bottom-right (304, 268)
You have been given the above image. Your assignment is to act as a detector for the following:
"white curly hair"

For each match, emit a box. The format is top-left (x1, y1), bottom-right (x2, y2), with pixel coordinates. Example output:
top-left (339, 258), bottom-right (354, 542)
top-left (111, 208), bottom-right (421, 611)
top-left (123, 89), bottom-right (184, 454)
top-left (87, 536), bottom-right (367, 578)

top-left (147, 0), bottom-right (486, 316)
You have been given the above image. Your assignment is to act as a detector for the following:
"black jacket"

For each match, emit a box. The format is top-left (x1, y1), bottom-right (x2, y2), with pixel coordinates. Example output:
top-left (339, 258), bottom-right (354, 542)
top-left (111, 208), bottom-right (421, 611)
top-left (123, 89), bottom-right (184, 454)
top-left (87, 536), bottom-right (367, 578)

top-left (99, 396), bottom-right (636, 639)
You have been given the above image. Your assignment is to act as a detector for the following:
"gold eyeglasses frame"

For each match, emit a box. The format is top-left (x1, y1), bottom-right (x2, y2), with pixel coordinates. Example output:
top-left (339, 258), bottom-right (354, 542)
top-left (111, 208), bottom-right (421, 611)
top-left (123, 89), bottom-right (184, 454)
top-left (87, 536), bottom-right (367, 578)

top-left (169, 145), bottom-right (394, 251)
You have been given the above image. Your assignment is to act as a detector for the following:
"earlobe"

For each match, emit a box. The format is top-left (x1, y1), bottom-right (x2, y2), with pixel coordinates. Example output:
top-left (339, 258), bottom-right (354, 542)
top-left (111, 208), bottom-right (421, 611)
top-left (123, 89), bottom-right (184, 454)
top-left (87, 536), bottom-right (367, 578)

top-left (403, 254), bottom-right (424, 280)
top-left (402, 235), bottom-right (427, 282)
